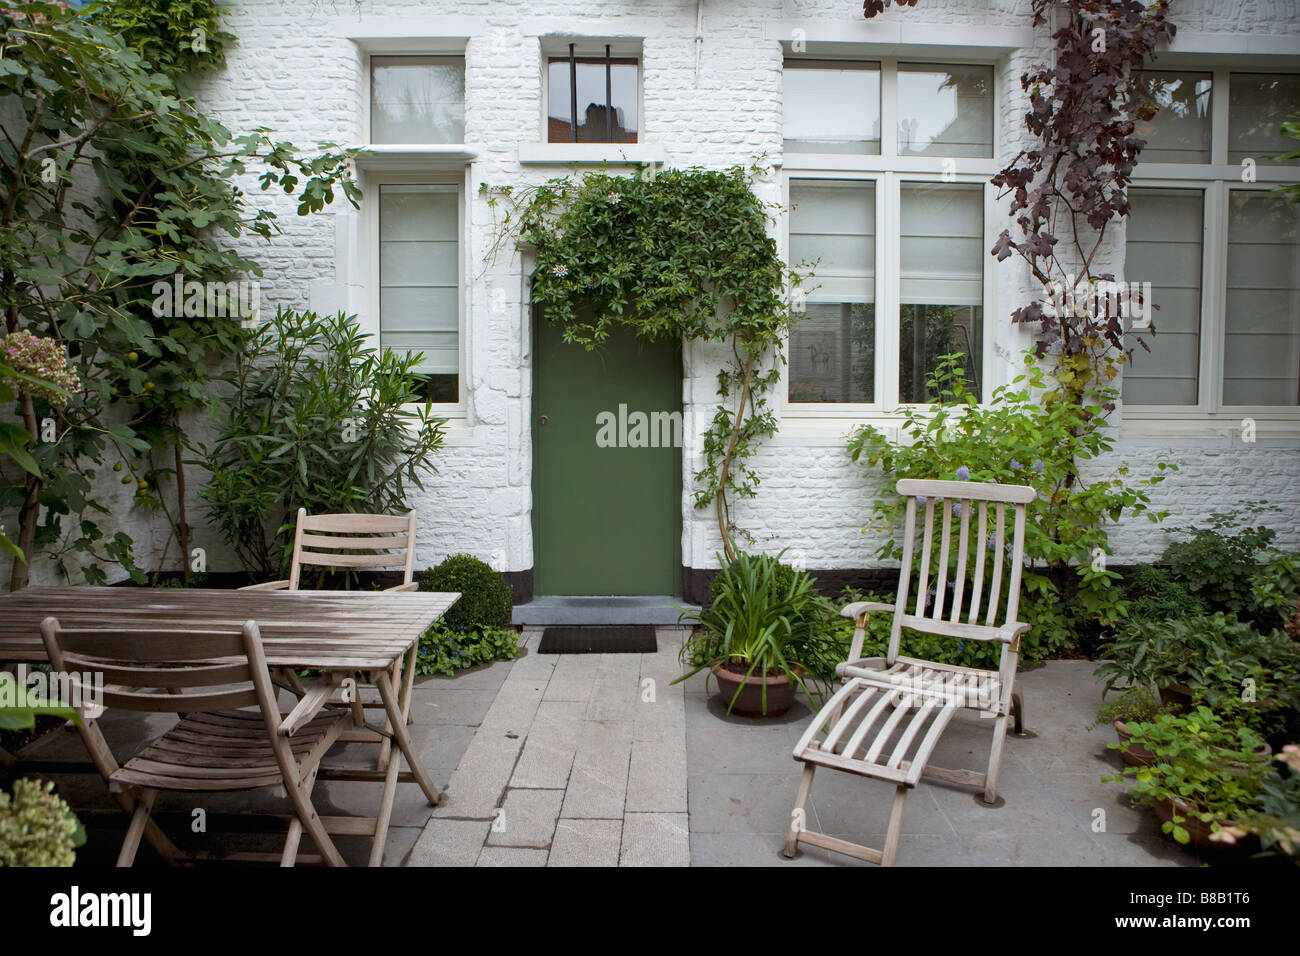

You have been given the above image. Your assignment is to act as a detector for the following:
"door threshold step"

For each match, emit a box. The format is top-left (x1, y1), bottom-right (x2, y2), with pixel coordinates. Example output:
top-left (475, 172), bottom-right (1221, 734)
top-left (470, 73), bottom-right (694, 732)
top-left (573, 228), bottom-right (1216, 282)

top-left (512, 595), bottom-right (698, 626)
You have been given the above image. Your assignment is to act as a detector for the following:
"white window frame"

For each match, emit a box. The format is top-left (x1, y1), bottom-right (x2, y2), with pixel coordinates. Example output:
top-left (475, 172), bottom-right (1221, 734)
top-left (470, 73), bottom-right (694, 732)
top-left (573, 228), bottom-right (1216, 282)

top-left (781, 57), bottom-right (999, 419)
top-left (534, 37), bottom-right (645, 151)
top-left (363, 171), bottom-right (468, 416)
top-left (1126, 66), bottom-right (1300, 422)
top-left (364, 51), bottom-right (469, 148)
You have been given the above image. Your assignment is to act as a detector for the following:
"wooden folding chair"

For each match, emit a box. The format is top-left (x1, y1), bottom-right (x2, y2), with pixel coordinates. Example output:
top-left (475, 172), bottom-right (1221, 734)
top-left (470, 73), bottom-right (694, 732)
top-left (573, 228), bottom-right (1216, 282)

top-left (241, 509), bottom-right (420, 767)
top-left (784, 478), bottom-right (1036, 866)
top-left (39, 616), bottom-right (350, 867)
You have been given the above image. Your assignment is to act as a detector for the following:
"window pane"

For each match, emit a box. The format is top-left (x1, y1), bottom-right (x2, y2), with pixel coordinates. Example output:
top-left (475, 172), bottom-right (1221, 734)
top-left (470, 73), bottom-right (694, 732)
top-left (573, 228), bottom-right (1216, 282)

top-left (898, 64), bottom-right (993, 158)
top-left (899, 183), bottom-right (983, 402)
top-left (1224, 191), bottom-right (1300, 406)
top-left (1135, 71), bottom-right (1212, 163)
top-left (380, 185), bottom-right (459, 402)
top-left (789, 181), bottom-right (875, 402)
top-left (371, 56), bottom-right (464, 144)
top-left (783, 61), bottom-right (881, 155)
top-left (547, 57), bottom-right (638, 143)
top-left (1123, 188), bottom-right (1203, 405)
top-left (1229, 73), bottom-right (1300, 166)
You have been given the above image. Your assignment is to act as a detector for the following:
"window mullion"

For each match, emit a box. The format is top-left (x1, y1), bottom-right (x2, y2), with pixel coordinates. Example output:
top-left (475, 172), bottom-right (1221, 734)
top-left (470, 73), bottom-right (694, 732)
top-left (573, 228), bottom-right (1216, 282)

top-left (880, 171), bottom-right (900, 411)
top-left (1204, 180), bottom-right (1228, 413)
top-left (880, 58), bottom-right (899, 159)
top-left (1210, 67), bottom-right (1229, 167)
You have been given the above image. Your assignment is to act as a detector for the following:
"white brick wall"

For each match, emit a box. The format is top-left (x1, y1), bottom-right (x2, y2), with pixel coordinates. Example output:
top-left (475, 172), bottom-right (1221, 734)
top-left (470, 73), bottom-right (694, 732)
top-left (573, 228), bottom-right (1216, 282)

top-left (15, 0), bottom-right (1300, 587)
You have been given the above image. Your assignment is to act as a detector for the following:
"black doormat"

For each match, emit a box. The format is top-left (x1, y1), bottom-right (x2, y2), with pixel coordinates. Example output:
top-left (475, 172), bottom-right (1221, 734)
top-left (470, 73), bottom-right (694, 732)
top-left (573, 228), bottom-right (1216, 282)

top-left (538, 625), bottom-right (657, 654)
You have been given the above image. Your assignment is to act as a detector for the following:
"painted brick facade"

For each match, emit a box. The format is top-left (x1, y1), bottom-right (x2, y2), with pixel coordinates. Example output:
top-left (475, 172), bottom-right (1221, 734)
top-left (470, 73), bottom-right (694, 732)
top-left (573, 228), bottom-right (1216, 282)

top-left (14, 0), bottom-right (1300, 588)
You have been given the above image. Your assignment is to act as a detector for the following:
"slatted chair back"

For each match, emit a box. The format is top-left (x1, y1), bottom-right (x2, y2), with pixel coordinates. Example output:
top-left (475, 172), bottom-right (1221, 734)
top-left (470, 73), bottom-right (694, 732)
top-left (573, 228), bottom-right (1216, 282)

top-left (38, 617), bottom-right (267, 716)
top-left (885, 478), bottom-right (1036, 667)
top-left (288, 508), bottom-right (418, 590)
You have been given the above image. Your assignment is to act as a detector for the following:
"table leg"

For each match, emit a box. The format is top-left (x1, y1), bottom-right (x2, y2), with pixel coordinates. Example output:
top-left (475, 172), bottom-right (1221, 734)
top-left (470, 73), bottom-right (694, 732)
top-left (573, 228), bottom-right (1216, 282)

top-left (373, 667), bottom-right (440, 806)
top-left (368, 741), bottom-right (402, 867)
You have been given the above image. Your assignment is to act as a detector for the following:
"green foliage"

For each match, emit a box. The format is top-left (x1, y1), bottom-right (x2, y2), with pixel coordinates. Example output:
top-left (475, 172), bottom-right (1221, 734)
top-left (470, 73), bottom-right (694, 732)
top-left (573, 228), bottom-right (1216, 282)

top-left (196, 309), bottom-right (445, 580)
top-left (482, 165), bottom-right (797, 556)
top-left (0, 2), bottom-right (360, 587)
top-left (1159, 506), bottom-right (1287, 623)
top-left (846, 354), bottom-right (1173, 651)
top-left (1093, 685), bottom-right (1166, 728)
top-left (675, 549), bottom-right (836, 712)
top-left (1105, 707), bottom-right (1272, 845)
top-left (1231, 747), bottom-right (1300, 861)
top-left (1097, 613), bottom-right (1300, 736)
top-left (1123, 563), bottom-right (1206, 623)
top-left (419, 553), bottom-right (514, 632)
top-left (414, 623), bottom-right (520, 678)
top-left (85, 0), bottom-right (234, 76)
top-left (0, 777), bottom-right (85, 866)
top-left (0, 671), bottom-right (80, 731)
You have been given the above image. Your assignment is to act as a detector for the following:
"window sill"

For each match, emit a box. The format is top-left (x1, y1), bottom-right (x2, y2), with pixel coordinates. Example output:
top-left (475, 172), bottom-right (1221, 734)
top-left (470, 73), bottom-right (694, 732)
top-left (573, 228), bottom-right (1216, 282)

top-left (517, 143), bottom-right (665, 166)
top-left (356, 145), bottom-right (478, 171)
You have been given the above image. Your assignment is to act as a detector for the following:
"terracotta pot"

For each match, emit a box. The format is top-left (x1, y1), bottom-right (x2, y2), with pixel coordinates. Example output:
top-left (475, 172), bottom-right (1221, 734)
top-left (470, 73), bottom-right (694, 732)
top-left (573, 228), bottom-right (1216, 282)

top-left (1151, 797), bottom-right (1256, 854)
top-left (712, 663), bottom-right (800, 718)
top-left (1113, 720), bottom-right (1156, 767)
top-left (1157, 683), bottom-right (1194, 714)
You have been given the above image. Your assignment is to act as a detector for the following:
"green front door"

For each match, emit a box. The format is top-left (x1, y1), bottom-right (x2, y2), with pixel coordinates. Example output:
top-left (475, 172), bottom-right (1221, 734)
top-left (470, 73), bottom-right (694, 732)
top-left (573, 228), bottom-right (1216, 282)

top-left (532, 313), bottom-right (682, 596)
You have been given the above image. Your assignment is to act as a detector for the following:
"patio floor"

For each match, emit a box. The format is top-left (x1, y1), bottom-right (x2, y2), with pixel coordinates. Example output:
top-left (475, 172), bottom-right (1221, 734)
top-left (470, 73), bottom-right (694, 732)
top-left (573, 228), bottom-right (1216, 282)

top-left (16, 628), bottom-right (1195, 867)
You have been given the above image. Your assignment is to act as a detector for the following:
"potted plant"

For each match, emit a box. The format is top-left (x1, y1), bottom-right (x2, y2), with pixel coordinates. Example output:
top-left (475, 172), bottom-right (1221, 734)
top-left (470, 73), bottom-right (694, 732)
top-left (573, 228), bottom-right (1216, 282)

top-left (1106, 706), bottom-right (1272, 851)
top-left (1096, 613), bottom-right (1300, 723)
top-left (1091, 687), bottom-right (1166, 767)
top-left (674, 549), bottom-right (833, 717)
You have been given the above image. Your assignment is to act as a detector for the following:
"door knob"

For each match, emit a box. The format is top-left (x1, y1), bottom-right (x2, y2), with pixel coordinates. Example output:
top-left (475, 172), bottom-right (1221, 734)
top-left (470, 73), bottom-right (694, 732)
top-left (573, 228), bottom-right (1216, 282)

top-left (539, 414), bottom-right (549, 425)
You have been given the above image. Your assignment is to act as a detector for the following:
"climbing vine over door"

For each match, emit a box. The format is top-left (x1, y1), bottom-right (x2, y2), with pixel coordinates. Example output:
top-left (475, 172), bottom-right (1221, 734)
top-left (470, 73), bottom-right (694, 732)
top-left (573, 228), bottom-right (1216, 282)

top-left (483, 165), bottom-right (800, 562)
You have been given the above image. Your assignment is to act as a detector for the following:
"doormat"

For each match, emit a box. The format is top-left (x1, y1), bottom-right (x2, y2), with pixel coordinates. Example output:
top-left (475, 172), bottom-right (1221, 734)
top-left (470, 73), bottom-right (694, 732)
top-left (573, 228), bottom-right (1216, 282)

top-left (539, 625), bottom-right (657, 654)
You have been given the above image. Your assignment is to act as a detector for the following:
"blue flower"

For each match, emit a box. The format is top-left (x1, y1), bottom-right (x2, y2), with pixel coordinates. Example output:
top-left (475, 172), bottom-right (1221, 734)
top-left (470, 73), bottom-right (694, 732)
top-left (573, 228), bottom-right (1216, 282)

top-left (1032, 460), bottom-right (1045, 474)
top-left (917, 495), bottom-right (927, 505)
top-left (1009, 459), bottom-right (1022, 471)
top-left (955, 465), bottom-right (970, 481)
top-left (952, 502), bottom-right (963, 517)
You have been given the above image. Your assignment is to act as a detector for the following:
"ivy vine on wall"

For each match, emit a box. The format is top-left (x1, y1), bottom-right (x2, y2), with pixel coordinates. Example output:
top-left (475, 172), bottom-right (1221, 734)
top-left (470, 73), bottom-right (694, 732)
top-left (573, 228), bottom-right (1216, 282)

top-left (483, 165), bottom-right (800, 562)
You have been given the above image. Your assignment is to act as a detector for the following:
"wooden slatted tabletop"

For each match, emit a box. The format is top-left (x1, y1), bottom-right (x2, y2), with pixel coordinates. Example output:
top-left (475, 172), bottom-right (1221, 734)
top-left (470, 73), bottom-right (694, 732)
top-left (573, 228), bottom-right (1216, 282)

top-left (0, 586), bottom-right (459, 670)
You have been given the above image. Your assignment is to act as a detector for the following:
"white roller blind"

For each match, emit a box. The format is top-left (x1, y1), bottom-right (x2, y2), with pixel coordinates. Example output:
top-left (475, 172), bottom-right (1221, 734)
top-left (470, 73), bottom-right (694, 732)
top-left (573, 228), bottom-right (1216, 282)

top-left (379, 185), bottom-right (459, 376)
top-left (790, 181), bottom-right (875, 302)
top-left (783, 61), bottom-right (881, 155)
top-left (1136, 71), bottom-right (1212, 163)
top-left (371, 56), bottom-right (465, 144)
top-left (1124, 188), bottom-right (1203, 405)
top-left (1225, 191), bottom-right (1300, 406)
top-left (900, 183), bottom-right (983, 305)
top-left (1228, 73), bottom-right (1300, 167)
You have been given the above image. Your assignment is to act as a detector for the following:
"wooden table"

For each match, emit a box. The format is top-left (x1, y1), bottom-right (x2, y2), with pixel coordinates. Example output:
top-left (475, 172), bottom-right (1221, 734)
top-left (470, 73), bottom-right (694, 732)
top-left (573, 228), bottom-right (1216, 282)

top-left (0, 586), bottom-right (459, 866)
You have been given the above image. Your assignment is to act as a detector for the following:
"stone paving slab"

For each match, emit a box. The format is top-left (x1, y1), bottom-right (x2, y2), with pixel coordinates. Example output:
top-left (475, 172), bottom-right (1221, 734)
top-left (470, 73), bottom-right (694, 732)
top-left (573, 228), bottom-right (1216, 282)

top-left (620, 812), bottom-right (690, 866)
top-left (548, 818), bottom-right (622, 867)
top-left (409, 627), bottom-right (689, 866)
top-left (486, 787), bottom-right (564, 848)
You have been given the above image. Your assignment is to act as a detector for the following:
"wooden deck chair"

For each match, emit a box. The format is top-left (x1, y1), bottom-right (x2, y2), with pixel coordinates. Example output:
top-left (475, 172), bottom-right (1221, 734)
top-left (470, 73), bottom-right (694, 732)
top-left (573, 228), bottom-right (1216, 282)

top-left (784, 478), bottom-right (1036, 867)
top-left (39, 616), bottom-right (350, 867)
top-left (240, 509), bottom-right (420, 765)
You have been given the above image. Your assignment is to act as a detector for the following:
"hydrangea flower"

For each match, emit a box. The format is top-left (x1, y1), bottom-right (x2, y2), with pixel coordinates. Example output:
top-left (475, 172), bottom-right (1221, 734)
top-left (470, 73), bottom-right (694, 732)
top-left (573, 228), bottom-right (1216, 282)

top-left (1, 330), bottom-right (80, 407)
top-left (955, 465), bottom-right (970, 481)
top-left (952, 502), bottom-right (963, 517)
